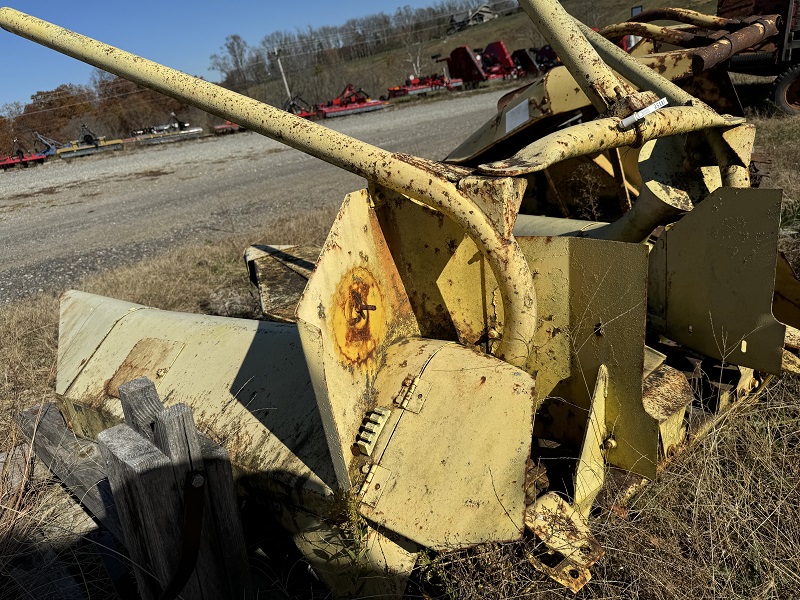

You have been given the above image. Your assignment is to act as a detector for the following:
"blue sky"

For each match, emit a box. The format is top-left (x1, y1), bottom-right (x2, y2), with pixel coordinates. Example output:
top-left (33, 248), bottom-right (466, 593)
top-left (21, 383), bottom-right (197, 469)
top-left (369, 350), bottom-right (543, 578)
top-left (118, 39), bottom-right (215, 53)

top-left (0, 1), bottom-right (441, 108)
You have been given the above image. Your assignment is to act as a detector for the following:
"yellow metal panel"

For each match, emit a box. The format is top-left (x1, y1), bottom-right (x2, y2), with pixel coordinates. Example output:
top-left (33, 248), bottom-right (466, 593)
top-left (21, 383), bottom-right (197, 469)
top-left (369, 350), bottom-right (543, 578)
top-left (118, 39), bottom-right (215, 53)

top-left (519, 236), bottom-right (658, 479)
top-left (359, 343), bottom-right (538, 549)
top-left (573, 365), bottom-right (608, 517)
top-left (297, 189), bottom-right (422, 490)
top-left (57, 292), bottom-right (337, 513)
top-left (57, 290), bottom-right (144, 395)
top-left (647, 187), bottom-right (785, 373)
top-left (273, 501), bottom-right (417, 599)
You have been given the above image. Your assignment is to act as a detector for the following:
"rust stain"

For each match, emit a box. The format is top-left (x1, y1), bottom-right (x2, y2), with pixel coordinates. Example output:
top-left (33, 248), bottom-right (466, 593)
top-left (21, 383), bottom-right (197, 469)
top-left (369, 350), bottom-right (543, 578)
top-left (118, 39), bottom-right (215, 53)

top-left (105, 338), bottom-right (183, 398)
top-left (330, 266), bottom-right (387, 366)
top-left (642, 364), bottom-right (693, 421)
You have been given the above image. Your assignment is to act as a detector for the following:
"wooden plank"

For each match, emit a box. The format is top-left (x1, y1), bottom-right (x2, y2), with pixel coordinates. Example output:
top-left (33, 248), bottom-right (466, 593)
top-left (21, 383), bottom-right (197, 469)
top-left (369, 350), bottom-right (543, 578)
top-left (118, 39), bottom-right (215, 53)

top-left (0, 444), bottom-right (30, 503)
top-left (199, 434), bottom-right (254, 598)
top-left (118, 376), bottom-right (164, 441)
top-left (154, 404), bottom-right (223, 599)
top-left (14, 403), bottom-right (123, 541)
top-left (99, 423), bottom-right (203, 600)
top-left (19, 396), bottom-right (253, 599)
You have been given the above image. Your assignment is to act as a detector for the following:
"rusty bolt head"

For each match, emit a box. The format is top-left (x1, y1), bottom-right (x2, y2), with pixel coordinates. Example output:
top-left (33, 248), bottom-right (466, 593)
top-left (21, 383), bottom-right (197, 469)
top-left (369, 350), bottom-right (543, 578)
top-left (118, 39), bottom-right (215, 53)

top-left (603, 436), bottom-right (617, 450)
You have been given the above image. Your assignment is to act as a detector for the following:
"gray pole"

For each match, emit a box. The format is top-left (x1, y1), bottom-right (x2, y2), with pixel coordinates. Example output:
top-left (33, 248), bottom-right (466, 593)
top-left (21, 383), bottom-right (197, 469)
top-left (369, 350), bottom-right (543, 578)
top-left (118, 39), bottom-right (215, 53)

top-left (275, 49), bottom-right (292, 103)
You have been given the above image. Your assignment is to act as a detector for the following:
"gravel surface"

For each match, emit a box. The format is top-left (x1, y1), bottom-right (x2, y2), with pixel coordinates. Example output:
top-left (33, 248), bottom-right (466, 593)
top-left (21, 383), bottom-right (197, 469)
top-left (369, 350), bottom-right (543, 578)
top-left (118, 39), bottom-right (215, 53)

top-left (0, 91), bottom-right (506, 303)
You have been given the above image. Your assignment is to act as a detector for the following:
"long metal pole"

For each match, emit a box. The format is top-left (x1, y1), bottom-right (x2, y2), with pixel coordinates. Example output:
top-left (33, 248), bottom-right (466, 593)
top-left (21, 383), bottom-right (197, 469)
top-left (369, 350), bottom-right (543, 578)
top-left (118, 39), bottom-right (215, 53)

top-left (275, 49), bottom-right (292, 104)
top-left (516, 0), bottom-right (628, 112)
top-left (0, 7), bottom-right (536, 368)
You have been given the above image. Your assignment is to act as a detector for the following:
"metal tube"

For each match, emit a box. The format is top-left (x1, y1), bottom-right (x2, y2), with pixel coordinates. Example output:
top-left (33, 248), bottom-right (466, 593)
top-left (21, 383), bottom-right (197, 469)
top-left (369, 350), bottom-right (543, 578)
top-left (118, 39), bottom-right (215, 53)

top-left (628, 7), bottom-right (740, 29)
top-left (516, 0), bottom-right (628, 112)
top-left (690, 17), bottom-right (779, 73)
top-left (0, 7), bottom-right (538, 367)
top-left (573, 21), bottom-right (753, 188)
top-left (575, 19), bottom-right (706, 108)
top-left (478, 107), bottom-right (742, 176)
top-left (598, 22), bottom-right (704, 47)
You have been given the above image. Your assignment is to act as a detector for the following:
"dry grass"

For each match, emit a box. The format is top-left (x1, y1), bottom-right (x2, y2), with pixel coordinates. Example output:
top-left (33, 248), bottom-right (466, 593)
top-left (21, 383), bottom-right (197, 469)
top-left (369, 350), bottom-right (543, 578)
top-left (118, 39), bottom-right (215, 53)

top-left (416, 377), bottom-right (800, 599)
top-left (749, 114), bottom-right (800, 268)
top-left (1, 113), bottom-right (799, 598)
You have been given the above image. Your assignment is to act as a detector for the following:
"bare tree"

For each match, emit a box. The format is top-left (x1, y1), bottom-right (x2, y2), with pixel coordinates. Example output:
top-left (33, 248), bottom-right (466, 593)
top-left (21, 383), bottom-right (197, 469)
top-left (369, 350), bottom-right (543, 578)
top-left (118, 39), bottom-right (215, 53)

top-left (210, 35), bottom-right (252, 92)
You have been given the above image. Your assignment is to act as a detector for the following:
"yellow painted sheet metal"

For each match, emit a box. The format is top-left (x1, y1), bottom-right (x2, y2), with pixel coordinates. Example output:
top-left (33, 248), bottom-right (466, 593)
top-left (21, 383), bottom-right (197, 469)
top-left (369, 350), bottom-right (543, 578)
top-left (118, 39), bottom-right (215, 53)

top-left (647, 187), bottom-right (785, 374)
top-left (359, 341), bottom-right (538, 549)
top-left (57, 290), bottom-right (336, 512)
top-left (573, 365), bottom-right (608, 516)
top-left (296, 189), bottom-right (421, 490)
top-left (519, 236), bottom-right (658, 479)
top-left (273, 501), bottom-right (417, 599)
top-left (57, 291), bottom-right (144, 395)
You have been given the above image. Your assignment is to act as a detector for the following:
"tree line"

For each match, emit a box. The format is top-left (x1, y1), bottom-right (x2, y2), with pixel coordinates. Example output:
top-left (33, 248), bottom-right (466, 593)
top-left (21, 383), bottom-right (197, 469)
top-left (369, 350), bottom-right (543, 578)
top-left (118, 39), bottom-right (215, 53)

top-left (0, 70), bottom-right (209, 157)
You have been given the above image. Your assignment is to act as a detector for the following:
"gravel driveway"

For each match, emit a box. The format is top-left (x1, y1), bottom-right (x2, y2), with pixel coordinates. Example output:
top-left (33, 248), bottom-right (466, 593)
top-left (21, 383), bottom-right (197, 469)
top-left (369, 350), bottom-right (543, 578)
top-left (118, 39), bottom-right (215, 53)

top-left (0, 91), bottom-right (506, 302)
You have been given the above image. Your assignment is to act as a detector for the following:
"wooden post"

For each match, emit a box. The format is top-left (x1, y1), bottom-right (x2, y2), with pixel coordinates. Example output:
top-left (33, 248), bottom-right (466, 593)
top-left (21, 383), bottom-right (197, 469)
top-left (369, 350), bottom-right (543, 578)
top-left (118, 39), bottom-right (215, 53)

top-left (15, 403), bottom-right (123, 540)
top-left (118, 376), bottom-right (163, 442)
top-left (98, 376), bottom-right (253, 600)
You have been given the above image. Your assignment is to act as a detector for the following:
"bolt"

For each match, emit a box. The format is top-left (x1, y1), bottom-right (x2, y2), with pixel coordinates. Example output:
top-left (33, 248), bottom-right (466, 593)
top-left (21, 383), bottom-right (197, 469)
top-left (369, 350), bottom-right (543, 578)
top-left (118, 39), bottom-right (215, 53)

top-left (191, 474), bottom-right (205, 488)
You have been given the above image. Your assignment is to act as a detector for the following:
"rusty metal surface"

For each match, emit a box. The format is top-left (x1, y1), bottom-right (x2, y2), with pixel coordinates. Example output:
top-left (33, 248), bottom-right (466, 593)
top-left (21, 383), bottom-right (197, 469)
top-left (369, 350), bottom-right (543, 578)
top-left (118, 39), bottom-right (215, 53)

top-left (577, 20), bottom-right (714, 108)
top-left (247, 244), bottom-right (320, 280)
top-left (599, 16), bottom-right (779, 77)
top-left (296, 189), bottom-right (421, 489)
top-left (516, 0), bottom-right (631, 112)
top-left (525, 492), bottom-right (604, 592)
top-left (692, 16), bottom-right (780, 72)
top-left (478, 107), bottom-right (743, 177)
top-left (600, 22), bottom-right (708, 46)
top-left (105, 338), bottom-right (184, 399)
top-left (375, 189), bottom-right (496, 348)
top-left (628, 7), bottom-right (742, 28)
top-left (573, 365), bottom-right (608, 516)
top-left (331, 266), bottom-right (388, 366)
top-left (518, 236), bottom-right (658, 478)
